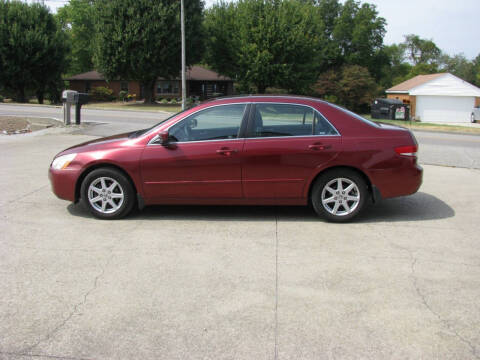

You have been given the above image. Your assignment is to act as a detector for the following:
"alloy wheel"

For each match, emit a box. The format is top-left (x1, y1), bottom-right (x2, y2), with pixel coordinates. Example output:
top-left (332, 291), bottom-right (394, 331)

top-left (321, 177), bottom-right (360, 216)
top-left (87, 177), bottom-right (125, 214)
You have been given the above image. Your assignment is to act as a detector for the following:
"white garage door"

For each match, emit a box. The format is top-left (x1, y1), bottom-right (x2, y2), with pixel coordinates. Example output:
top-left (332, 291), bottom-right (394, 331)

top-left (416, 95), bottom-right (474, 123)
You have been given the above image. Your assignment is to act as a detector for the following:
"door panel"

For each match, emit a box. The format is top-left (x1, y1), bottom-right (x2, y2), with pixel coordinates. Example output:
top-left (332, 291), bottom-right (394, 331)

top-left (242, 137), bottom-right (341, 199)
top-left (242, 103), bottom-right (341, 200)
top-left (140, 103), bottom-right (248, 201)
top-left (141, 140), bottom-right (244, 200)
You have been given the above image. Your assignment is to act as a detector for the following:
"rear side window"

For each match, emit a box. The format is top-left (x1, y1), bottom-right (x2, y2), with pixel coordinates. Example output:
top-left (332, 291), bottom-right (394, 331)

top-left (249, 103), bottom-right (337, 137)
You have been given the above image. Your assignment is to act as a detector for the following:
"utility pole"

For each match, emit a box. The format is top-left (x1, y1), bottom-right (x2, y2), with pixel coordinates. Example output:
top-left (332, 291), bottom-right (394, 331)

top-left (181, 0), bottom-right (186, 110)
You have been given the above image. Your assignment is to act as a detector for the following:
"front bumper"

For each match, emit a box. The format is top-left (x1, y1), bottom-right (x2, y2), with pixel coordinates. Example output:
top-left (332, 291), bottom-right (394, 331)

top-left (48, 167), bottom-right (80, 202)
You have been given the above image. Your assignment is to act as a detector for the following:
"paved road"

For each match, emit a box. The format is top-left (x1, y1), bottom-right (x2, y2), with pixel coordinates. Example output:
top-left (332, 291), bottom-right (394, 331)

top-left (414, 131), bottom-right (480, 169)
top-left (0, 103), bottom-right (169, 136)
top-left (0, 132), bottom-right (479, 359)
top-left (1, 103), bottom-right (480, 169)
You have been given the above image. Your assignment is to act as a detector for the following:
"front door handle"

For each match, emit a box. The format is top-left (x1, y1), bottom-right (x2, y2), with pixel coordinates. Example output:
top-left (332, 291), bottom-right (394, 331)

top-left (308, 144), bottom-right (331, 151)
top-left (216, 147), bottom-right (238, 156)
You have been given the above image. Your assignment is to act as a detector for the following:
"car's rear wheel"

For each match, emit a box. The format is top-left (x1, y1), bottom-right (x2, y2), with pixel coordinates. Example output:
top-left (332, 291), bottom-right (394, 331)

top-left (472, 113), bottom-right (476, 123)
top-left (311, 169), bottom-right (368, 222)
top-left (81, 168), bottom-right (135, 219)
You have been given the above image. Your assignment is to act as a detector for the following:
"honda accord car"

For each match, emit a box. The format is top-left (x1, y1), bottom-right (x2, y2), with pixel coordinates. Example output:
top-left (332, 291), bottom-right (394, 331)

top-left (49, 96), bottom-right (422, 222)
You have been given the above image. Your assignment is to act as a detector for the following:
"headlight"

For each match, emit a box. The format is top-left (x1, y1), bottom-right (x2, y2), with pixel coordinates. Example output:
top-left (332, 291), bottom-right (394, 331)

top-left (51, 153), bottom-right (77, 170)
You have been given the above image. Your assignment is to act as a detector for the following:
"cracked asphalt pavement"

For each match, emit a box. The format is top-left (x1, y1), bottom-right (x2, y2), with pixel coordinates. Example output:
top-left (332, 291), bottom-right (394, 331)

top-left (1, 128), bottom-right (480, 359)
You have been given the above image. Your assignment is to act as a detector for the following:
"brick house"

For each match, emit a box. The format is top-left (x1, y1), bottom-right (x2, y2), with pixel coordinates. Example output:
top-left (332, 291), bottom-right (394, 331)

top-left (386, 73), bottom-right (480, 122)
top-left (66, 65), bottom-right (234, 100)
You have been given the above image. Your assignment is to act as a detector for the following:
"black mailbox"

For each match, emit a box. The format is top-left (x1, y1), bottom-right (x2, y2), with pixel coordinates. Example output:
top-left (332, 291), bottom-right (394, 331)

top-left (73, 93), bottom-right (89, 125)
top-left (74, 93), bottom-right (89, 106)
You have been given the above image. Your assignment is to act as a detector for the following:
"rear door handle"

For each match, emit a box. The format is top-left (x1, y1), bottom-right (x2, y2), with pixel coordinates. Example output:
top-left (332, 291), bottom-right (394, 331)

top-left (216, 147), bottom-right (238, 156)
top-left (308, 144), bottom-right (331, 151)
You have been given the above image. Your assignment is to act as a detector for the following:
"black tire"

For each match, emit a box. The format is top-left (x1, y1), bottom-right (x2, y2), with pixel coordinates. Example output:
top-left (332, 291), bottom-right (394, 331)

top-left (471, 113), bottom-right (476, 123)
top-left (80, 168), bottom-right (135, 219)
top-left (311, 169), bottom-right (368, 222)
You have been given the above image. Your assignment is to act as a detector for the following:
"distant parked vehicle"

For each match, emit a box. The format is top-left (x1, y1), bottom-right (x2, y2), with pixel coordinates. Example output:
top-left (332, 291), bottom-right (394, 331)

top-left (472, 105), bottom-right (480, 123)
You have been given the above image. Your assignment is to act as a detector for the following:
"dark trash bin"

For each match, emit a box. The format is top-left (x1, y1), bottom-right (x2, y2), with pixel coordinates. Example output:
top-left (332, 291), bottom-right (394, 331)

top-left (371, 98), bottom-right (409, 120)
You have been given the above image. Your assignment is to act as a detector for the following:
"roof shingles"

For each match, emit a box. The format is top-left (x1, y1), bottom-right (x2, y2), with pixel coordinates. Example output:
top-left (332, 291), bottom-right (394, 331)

top-left (386, 73), bottom-right (445, 92)
top-left (66, 66), bottom-right (231, 82)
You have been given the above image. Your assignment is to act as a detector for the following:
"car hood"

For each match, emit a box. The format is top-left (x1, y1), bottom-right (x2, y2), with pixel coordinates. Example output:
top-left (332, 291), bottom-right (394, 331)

top-left (58, 132), bottom-right (134, 156)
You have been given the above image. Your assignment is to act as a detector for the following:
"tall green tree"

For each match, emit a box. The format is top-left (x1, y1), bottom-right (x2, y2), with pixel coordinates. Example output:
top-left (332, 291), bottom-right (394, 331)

top-left (474, 54), bottom-right (480, 87)
top-left (0, 0), bottom-right (68, 103)
top-left (314, 0), bottom-right (342, 70)
top-left (438, 53), bottom-right (476, 84)
top-left (380, 35), bottom-right (444, 88)
top-left (402, 34), bottom-right (441, 65)
top-left (314, 65), bottom-right (377, 112)
top-left (204, 0), bottom-right (325, 93)
top-left (378, 44), bottom-right (411, 88)
top-left (56, 0), bottom-right (96, 75)
top-left (329, 0), bottom-right (386, 79)
top-left (94, 0), bottom-right (203, 103)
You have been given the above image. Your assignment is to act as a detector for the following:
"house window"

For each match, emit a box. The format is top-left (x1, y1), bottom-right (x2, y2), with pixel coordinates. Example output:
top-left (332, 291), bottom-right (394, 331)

top-left (157, 80), bottom-right (179, 95)
top-left (121, 81), bottom-right (129, 92)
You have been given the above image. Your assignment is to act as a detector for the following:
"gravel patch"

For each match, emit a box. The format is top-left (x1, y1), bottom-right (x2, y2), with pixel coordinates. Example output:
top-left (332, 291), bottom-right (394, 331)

top-left (0, 116), bottom-right (62, 135)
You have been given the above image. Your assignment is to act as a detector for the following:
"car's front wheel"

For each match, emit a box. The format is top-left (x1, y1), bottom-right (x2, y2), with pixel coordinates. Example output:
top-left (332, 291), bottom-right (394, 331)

top-left (80, 168), bottom-right (135, 219)
top-left (311, 169), bottom-right (368, 222)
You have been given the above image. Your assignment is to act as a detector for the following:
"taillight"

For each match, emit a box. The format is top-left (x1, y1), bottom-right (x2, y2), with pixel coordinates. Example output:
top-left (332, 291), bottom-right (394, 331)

top-left (395, 145), bottom-right (418, 157)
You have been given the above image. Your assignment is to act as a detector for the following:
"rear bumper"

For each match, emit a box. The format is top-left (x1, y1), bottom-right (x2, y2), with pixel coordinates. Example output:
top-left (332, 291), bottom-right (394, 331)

top-left (48, 167), bottom-right (79, 202)
top-left (370, 163), bottom-right (423, 200)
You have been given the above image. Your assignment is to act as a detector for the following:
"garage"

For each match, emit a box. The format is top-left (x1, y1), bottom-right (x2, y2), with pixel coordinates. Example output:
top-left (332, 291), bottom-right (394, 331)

top-left (386, 73), bottom-right (480, 123)
top-left (415, 95), bottom-right (475, 123)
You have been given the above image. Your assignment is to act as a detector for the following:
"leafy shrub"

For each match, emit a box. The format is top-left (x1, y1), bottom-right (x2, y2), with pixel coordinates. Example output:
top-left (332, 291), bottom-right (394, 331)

top-left (118, 90), bottom-right (128, 101)
top-left (160, 99), bottom-right (169, 104)
top-left (324, 95), bottom-right (338, 104)
top-left (170, 98), bottom-right (177, 105)
top-left (89, 86), bottom-right (115, 102)
top-left (155, 96), bottom-right (163, 102)
top-left (0, 95), bottom-right (4, 103)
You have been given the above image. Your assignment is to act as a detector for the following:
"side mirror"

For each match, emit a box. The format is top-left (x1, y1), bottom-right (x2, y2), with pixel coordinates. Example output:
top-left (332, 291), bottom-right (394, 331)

top-left (159, 130), bottom-right (169, 146)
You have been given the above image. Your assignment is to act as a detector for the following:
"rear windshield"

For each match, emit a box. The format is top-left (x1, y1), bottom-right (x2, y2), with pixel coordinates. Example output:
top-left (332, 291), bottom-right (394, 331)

top-left (330, 104), bottom-right (379, 128)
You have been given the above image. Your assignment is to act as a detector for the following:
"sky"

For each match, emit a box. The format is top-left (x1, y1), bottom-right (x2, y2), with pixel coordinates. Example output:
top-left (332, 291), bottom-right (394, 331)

top-left (39, 0), bottom-right (479, 60)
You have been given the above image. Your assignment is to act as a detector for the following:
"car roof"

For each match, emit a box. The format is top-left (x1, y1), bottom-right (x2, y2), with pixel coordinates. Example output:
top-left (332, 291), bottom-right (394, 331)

top-left (204, 94), bottom-right (328, 106)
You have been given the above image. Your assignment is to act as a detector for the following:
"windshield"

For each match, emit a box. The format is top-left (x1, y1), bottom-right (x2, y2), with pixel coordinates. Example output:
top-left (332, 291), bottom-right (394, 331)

top-left (128, 109), bottom-right (190, 138)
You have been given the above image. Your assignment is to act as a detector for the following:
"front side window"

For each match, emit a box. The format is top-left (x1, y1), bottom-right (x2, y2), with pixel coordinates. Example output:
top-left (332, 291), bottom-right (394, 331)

top-left (250, 103), bottom-right (337, 137)
top-left (168, 104), bottom-right (246, 142)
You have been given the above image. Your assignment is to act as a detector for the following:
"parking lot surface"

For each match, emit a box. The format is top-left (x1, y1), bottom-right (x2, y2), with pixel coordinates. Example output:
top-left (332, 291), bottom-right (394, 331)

top-left (1, 130), bottom-right (479, 359)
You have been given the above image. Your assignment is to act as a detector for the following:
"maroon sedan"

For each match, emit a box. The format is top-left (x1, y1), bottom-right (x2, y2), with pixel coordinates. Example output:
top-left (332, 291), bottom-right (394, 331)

top-left (49, 96), bottom-right (422, 222)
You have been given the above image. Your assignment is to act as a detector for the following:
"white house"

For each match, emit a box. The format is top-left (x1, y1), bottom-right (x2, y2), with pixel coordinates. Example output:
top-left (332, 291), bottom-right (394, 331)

top-left (386, 73), bottom-right (480, 123)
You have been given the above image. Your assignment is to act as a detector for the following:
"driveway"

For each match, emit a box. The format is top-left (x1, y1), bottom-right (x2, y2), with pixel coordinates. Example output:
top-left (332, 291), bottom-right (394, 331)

top-left (0, 130), bottom-right (479, 359)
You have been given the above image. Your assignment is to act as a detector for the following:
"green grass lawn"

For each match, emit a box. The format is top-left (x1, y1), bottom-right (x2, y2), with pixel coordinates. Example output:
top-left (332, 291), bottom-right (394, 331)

top-left (361, 115), bottom-right (480, 134)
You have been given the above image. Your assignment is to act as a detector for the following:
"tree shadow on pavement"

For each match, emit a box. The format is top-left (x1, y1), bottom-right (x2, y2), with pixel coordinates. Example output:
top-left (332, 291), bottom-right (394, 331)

top-left (67, 192), bottom-right (454, 223)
